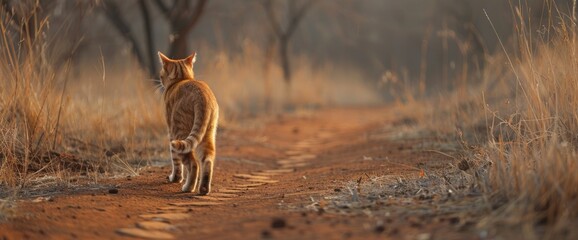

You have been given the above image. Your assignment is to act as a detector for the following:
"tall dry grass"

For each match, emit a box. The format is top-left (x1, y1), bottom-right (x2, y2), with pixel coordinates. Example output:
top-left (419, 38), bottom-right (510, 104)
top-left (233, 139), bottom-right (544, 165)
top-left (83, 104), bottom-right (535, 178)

top-left (479, 3), bottom-right (578, 234)
top-left (0, 5), bottom-right (166, 189)
top-left (419, 1), bottom-right (578, 236)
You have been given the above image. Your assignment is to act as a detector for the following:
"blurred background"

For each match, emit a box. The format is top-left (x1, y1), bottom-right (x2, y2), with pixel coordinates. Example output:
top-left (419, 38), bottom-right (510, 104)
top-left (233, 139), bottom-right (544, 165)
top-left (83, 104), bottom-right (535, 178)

top-left (2, 0), bottom-right (555, 116)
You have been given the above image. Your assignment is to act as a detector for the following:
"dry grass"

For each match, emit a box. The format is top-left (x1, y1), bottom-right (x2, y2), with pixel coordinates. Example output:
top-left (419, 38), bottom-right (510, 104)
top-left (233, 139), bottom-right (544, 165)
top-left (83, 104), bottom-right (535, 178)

top-left (479, 5), bottom-right (578, 235)
top-left (410, 2), bottom-right (578, 237)
top-left (198, 41), bottom-right (382, 121)
top-left (0, 6), bottom-right (167, 190)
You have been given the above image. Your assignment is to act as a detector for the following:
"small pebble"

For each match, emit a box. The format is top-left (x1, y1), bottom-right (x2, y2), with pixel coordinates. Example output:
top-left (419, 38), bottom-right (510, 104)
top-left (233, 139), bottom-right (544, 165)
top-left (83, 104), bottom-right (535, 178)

top-left (261, 230), bottom-right (272, 238)
top-left (271, 218), bottom-right (286, 229)
top-left (374, 224), bottom-right (385, 233)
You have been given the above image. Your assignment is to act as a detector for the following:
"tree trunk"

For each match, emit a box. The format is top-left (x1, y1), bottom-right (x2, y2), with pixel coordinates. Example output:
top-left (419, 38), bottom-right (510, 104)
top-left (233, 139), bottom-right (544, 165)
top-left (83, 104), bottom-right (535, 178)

top-left (168, 25), bottom-right (190, 58)
top-left (103, 0), bottom-right (147, 75)
top-left (263, 36), bottom-right (276, 112)
top-left (279, 36), bottom-right (291, 84)
top-left (279, 36), bottom-right (292, 109)
top-left (138, 0), bottom-right (156, 77)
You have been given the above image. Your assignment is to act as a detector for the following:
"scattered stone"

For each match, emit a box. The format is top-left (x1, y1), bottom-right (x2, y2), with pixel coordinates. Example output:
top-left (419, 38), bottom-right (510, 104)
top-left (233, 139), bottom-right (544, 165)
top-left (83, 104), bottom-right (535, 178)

top-left (108, 188), bottom-right (119, 194)
top-left (292, 127), bottom-right (299, 134)
top-left (233, 174), bottom-right (270, 180)
top-left (168, 202), bottom-right (221, 207)
top-left (374, 224), bottom-right (385, 233)
top-left (218, 189), bottom-right (244, 194)
top-left (206, 193), bottom-right (238, 198)
top-left (271, 218), bottom-right (287, 229)
top-left (116, 228), bottom-right (174, 239)
top-left (230, 187), bottom-right (255, 191)
top-left (448, 216), bottom-right (460, 225)
top-left (288, 154), bottom-right (316, 161)
top-left (284, 150), bottom-right (302, 156)
top-left (157, 206), bottom-right (190, 212)
top-left (416, 233), bottom-right (431, 240)
top-left (136, 221), bottom-right (176, 231)
top-left (139, 213), bottom-right (190, 221)
top-left (261, 230), bottom-right (272, 238)
top-left (235, 183), bottom-right (266, 188)
top-left (343, 232), bottom-right (353, 238)
top-left (247, 179), bottom-right (279, 184)
top-left (32, 196), bottom-right (53, 203)
top-left (277, 159), bottom-right (307, 165)
top-left (251, 171), bottom-right (283, 176)
top-left (410, 221), bottom-right (423, 229)
top-left (280, 162), bottom-right (309, 168)
top-left (193, 196), bottom-right (231, 201)
top-left (261, 169), bottom-right (294, 174)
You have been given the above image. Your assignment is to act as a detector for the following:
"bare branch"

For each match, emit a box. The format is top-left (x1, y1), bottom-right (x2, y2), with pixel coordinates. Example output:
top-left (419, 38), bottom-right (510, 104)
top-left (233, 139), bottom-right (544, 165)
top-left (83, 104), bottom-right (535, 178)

top-left (138, 0), bottom-right (156, 77)
top-left (171, 0), bottom-right (187, 19)
top-left (285, 0), bottom-right (316, 38)
top-left (179, 0), bottom-right (208, 35)
top-left (260, 0), bottom-right (282, 37)
top-left (152, 0), bottom-right (170, 19)
top-left (102, 0), bottom-right (146, 71)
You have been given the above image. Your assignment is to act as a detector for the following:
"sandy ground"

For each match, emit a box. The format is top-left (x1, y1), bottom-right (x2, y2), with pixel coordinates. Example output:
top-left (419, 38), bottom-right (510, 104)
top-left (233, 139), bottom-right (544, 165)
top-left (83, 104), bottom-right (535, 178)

top-left (0, 106), bottom-right (486, 240)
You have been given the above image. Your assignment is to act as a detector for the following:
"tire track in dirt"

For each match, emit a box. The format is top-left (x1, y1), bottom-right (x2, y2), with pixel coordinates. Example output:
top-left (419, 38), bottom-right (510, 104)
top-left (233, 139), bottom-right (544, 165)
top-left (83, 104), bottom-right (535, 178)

top-left (115, 132), bottom-right (332, 239)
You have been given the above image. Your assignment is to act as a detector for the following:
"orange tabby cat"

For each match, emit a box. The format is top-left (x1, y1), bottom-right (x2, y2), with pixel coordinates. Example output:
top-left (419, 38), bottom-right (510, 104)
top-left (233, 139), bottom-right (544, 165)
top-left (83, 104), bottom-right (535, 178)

top-left (158, 51), bottom-right (219, 195)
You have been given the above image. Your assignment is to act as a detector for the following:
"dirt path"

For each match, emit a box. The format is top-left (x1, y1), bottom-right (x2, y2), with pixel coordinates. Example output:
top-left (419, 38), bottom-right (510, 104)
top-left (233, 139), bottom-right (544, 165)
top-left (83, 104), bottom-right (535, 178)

top-left (0, 106), bottom-right (475, 240)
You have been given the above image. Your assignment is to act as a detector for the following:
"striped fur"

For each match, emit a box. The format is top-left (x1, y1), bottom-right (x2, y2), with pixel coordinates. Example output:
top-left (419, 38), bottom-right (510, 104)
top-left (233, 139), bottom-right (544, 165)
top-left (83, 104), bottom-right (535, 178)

top-left (159, 51), bottom-right (219, 195)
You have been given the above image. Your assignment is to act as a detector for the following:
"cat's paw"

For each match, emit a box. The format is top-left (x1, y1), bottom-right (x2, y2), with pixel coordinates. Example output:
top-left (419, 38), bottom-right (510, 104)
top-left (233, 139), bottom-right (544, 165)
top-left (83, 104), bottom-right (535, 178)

top-left (181, 184), bottom-right (194, 193)
top-left (199, 186), bottom-right (210, 195)
top-left (167, 174), bottom-right (182, 183)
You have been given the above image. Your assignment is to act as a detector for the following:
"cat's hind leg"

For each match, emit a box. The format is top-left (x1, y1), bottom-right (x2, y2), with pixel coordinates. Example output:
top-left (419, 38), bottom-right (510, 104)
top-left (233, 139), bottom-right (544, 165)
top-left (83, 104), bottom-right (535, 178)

top-left (168, 149), bottom-right (183, 183)
top-left (181, 152), bottom-right (200, 192)
top-left (198, 140), bottom-right (215, 196)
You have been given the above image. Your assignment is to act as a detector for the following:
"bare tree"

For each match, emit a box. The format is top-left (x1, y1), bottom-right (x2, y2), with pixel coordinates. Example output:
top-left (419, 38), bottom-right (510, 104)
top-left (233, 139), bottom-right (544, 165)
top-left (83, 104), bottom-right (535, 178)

top-left (260, 0), bottom-right (317, 84)
top-left (0, 0), bottom-right (90, 74)
top-left (152, 0), bottom-right (208, 58)
top-left (102, 0), bottom-right (209, 78)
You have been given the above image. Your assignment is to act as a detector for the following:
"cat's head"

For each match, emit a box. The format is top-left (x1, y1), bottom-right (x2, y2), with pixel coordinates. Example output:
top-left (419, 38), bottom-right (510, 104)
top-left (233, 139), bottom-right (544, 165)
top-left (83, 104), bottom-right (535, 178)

top-left (158, 51), bottom-right (196, 88)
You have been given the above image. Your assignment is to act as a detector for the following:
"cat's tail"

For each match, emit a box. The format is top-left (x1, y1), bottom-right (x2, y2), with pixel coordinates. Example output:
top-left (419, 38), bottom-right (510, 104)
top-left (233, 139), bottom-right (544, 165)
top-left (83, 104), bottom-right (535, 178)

top-left (170, 105), bottom-right (211, 154)
top-left (170, 138), bottom-right (197, 154)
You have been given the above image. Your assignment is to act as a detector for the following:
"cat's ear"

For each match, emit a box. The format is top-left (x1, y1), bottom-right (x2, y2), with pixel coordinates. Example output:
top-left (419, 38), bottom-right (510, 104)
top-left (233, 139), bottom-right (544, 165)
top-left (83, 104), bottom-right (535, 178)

top-left (184, 52), bottom-right (197, 66)
top-left (158, 51), bottom-right (170, 65)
